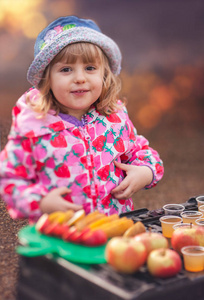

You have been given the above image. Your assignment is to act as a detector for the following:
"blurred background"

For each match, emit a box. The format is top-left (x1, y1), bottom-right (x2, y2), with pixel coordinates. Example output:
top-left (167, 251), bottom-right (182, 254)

top-left (0, 1), bottom-right (204, 299)
top-left (0, 0), bottom-right (204, 206)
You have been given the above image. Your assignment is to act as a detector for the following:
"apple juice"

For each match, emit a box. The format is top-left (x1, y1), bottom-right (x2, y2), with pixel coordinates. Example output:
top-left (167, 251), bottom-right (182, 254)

top-left (181, 246), bottom-right (204, 272)
top-left (198, 205), bottom-right (204, 214)
top-left (181, 211), bottom-right (203, 225)
top-left (195, 218), bottom-right (204, 226)
top-left (196, 196), bottom-right (204, 208)
top-left (160, 216), bottom-right (182, 238)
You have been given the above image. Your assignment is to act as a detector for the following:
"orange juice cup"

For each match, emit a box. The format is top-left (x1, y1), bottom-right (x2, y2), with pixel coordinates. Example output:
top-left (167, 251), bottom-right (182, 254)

top-left (196, 195), bottom-right (204, 208)
top-left (163, 204), bottom-right (185, 216)
top-left (195, 218), bottom-right (204, 226)
top-left (198, 205), bottom-right (204, 214)
top-left (160, 215), bottom-right (182, 238)
top-left (181, 211), bottom-right (203, 225)
top-left (181, 246), bottom-right (204, 272)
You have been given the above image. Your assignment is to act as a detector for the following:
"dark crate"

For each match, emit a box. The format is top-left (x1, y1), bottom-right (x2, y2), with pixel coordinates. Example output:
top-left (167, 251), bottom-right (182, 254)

top-left (17, 197), bottom-right (204, 300)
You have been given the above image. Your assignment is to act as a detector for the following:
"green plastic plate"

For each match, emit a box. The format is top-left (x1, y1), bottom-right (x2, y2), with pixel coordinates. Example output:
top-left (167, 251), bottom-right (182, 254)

top-left (17, 225), bottom-right (107, 264)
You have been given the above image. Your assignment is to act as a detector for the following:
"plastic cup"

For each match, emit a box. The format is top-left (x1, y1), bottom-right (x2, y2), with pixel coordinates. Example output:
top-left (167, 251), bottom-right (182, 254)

top-left (181, 246), bottom-right (204, 272)
top-left (160, 215), bottom-right (182, 238)
top-left (196, 195), bottom-right (204, 208)
top-left (173, 223), bottom-right (195, 230)
top-left (198, 205), bottom-right (204, 214)
top-left (195, 218), bottom-right (204, 226)
top-left (163, 204), bottom-right (185, 216)
top-left (181, 211), bottom-right (203, 225)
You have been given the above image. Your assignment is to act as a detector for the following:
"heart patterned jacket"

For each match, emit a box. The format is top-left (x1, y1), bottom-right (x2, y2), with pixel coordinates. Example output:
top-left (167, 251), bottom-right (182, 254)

top-left (0, 88), bottom-right (164, 221)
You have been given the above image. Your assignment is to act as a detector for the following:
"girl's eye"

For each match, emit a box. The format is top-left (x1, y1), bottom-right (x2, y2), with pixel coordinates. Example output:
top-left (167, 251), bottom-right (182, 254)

top-left (86, 66), bottom-right (96, 71)
top-left (61, 67), bottom-right (71, 72)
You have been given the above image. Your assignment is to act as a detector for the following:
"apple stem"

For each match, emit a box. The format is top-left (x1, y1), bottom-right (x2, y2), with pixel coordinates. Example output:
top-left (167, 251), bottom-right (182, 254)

top-left (148, 227), bottom-right (152, 234)
top-left (190, 222), bottom-right (192, 228)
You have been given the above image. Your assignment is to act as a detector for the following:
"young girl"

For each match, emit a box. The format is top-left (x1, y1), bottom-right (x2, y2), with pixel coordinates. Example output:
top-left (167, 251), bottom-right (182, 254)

top-left (0, 16), bottom-right (164, 221)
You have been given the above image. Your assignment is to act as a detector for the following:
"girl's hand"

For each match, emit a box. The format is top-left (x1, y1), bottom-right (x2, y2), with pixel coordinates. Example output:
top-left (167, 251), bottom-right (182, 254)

top-left (39, 187), bottom-right (83, 214)
top-left (111, 161), bottom-right (153, 200)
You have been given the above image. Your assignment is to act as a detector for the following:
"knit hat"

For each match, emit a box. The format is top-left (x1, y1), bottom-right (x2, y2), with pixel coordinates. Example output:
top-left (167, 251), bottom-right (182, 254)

top-left (27, 16), bottom-right (122, 87)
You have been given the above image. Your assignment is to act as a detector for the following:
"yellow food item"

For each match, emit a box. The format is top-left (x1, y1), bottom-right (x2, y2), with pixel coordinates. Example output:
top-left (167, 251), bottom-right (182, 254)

top-left (123, 221), bottom-right (146, 237)
top-left (88, 214), bottom-right (119, 230)
top-left (75, 211), bottom-right (104, 231)
top-left (94, 217), bottom-right (134, 239)
top-left (67, 209), bottom-right (86, 226)
top-left (47, 210), bottom-right (75, 224)
top-left (61, 210), bottom-right (75, 223)
top-left (48, 211), bottom-right (65, 223)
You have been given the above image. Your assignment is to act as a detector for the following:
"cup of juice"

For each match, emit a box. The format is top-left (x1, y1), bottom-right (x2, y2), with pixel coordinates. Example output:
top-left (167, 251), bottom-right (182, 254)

top-left (181, 211), bottom-right (203, 225)
top-left (195, 218), bottom-right (204, 226)
top-left (181, 246), bottom-right (204, 272)
top-left (160, 215), bottom-right (182, 238)
top-left (163, 204), bottom-right (185, 216)
top-left (198, 205), bottom-right (204, 214)
top-left (196, 195), bottom-right (204, 208)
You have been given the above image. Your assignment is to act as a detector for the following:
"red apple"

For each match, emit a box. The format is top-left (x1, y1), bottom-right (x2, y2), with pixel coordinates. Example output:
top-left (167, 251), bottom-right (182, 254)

top-left (171, 225), bottom-right (204, 254)
top-left (134, 232), bottom-right (168, 255)
top-left (53, 223), bottom-right (70, 237)
top-left (62, 226), bottom-right (77, 241)
top-left (105, 237), bottom-right (147, 274)
top-left (81, 229), bottom-right (107, 246)
top-left (72, 228), bottom-right (91, 244)
top-left (67, 228), bottom-right (92, 244)
top-left (147, 248), bottom-right (182, 278)
top-left (68, 230), bottom-right (85, 244)
top-left (36, 214), bottom-right (50, 233)
top-left (43, 222), bottom-right (59, 235)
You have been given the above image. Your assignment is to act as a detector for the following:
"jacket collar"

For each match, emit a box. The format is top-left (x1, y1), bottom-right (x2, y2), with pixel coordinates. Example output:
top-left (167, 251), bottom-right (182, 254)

top-left (9, 88), bottom-right (99, 139)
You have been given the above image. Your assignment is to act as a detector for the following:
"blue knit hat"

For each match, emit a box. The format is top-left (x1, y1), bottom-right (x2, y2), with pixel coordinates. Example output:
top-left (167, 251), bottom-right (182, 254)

top-left (27, 16), bottom-right (122, 87)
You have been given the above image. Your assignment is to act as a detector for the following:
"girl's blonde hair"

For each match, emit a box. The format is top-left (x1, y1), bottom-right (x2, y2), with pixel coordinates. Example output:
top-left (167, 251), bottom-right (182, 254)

top-left (27, 42), bottom-right (123, 117)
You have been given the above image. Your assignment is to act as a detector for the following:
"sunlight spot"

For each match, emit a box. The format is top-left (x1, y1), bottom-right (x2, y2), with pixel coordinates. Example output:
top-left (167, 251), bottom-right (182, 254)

top-left (149, 85), bottom-right (175, 111)
top-left (137, 104), bottom-right (161, 129)
top-left (0, 0), bottom-right (45, 36)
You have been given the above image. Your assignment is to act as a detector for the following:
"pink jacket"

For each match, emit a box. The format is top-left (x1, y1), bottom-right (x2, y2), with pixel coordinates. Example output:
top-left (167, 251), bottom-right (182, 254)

top-left (0, 88), bottom-right (164, 221)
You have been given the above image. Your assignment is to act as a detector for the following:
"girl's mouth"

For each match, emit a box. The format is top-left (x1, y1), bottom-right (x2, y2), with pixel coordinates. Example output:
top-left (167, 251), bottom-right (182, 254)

top-left (71, 90), bottom-right (89, 94)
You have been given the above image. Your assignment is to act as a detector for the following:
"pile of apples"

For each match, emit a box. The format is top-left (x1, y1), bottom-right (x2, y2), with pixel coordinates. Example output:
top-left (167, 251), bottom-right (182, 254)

top-left (105, 221), bottom-right (204, 278)
top-left (105, 231), bottom-right (182, 278)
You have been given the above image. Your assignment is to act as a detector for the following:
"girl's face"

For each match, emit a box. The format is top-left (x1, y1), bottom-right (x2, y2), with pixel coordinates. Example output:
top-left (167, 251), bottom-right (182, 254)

top-left (50, 56), bottom-right (103, 119)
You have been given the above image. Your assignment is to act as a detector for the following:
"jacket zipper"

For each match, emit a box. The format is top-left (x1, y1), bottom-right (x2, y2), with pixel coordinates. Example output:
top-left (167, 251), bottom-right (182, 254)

top-left (81, 114), bottom-right (98, 207)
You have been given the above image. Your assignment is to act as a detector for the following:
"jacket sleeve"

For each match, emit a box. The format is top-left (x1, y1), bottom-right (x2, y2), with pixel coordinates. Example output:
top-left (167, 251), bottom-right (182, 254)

top-left (120, 111), bottom-right (164, 188)
top-left (0, 136), bottom-right (48, 221)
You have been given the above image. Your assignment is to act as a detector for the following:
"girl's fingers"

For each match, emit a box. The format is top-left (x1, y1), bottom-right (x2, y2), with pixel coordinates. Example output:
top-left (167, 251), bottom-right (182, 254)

top-left (64, 202), bottom-right (83, 211)
top-left (55, 187), bottom-right (83, 211)
top-left (114, 160), bottom-right (130, 171)
top-left (55, 186), bottom-right (72, 195)
top-left (111, 175), bottom-right (130, 193)
top-left (113, 188), bottom-right (133, 200)
top-left (111, 180), bottom-right (132, 199)
top-left (112, 183), bottom-right (127, 194)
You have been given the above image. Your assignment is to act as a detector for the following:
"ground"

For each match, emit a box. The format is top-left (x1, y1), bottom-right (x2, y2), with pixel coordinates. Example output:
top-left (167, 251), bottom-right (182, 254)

top-left (0, 103), bottom-right (203, 299)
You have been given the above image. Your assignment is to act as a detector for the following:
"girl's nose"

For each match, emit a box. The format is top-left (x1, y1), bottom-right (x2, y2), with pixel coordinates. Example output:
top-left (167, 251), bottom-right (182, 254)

top-left (74, 69), bottom-right (86, 84)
